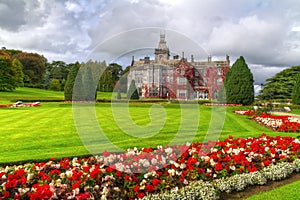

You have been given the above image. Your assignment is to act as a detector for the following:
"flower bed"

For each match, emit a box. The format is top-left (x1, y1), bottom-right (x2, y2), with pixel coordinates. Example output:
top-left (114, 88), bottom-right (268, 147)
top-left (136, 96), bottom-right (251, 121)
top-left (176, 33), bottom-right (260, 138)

top-left (204, 103), bottom-right (242, 106)
top-left (0, 101), bottom-right (40, 108)
top-left (253, 113), bottom-right (300, 132)
top-left (1, 134), bottom-right (300, 199)
top-left (234, 110), bottom-right (255, 116)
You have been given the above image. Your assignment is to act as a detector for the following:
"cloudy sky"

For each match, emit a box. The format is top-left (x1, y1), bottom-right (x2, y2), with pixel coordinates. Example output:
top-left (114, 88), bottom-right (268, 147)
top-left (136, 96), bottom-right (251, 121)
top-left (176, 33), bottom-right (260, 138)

top-left (0, 0), bottom-right (300, 84)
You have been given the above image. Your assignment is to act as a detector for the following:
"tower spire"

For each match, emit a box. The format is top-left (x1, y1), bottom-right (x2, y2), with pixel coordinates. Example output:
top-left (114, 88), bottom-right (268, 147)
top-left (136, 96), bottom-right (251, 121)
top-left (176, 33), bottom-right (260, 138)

top-left (154, 33), bottom-right (170, 60)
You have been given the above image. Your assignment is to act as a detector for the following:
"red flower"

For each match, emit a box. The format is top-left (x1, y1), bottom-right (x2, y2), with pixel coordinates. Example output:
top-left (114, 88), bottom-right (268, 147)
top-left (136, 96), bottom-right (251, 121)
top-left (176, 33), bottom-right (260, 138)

top-left (146, 184), bottom-right (155, 192)
top-left (133, 185), bottom-right (139, 192)
top-left (152, 178), bottom-right (161, 187)
top-left (215, 163), bottom-right (223, 171)
top-left (137, 192), bottom-right (145, 199)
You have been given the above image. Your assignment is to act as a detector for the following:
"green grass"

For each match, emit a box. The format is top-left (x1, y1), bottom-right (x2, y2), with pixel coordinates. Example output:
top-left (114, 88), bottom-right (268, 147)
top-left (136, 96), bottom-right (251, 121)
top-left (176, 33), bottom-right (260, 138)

top-left (246, 180), bottom-right (300, 200)
top-left (0, 87), bottom-right (121, 103)
top-left (2, 101), bottom-right (296, 165)
top-left (0, 88), bottom-right (299, 165)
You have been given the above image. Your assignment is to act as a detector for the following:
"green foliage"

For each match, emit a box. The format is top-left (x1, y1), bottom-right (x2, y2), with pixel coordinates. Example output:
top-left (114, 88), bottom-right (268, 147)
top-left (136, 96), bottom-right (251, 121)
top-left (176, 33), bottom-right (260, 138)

top-left (127, 80), bottom-right (139, 100)
top-left (292, 72), bottom-right (300, 105)
top-left (11, 59), bottom-right (24, 87)
top-left (13, 52), bottom-right (46, 88)
top-left (0, 51), bottom-right (24, 91)
top-left (64, 62), bottom-right (80, 101)
top-left (99, 63), bottom-right (122, 92)
top-left (49, 79), bottom-right (61, 91)
top-left (260, 65), bottom-right (300, 100)
top-left (224, 56), bottom-right (254, 105)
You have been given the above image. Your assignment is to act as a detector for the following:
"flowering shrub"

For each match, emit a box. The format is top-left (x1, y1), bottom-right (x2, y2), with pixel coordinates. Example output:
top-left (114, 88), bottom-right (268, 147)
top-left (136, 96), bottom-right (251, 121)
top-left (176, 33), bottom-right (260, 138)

top-left (205, 103), bottom-right (242, 106)
top-left (253, 113), bottom-right (300, 132)
top-left (1, 134), bottom-right (300, 199)
top-left (234, 110), bottom-right (255, 116)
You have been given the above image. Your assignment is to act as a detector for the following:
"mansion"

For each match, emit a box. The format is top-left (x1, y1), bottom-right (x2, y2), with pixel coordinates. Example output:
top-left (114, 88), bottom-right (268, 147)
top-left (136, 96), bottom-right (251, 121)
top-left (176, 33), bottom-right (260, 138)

top-left (127, 34), bottom-right (230, 100)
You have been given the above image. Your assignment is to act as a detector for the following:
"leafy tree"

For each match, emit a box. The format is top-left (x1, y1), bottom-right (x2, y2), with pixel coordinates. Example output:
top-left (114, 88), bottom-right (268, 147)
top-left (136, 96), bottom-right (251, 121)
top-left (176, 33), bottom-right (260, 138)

top-left (64, 62), bottom-right (80, 101)
top-left (260, 65), bottom-right (300, 100)
top-left (0, 51), bottom-right (24, 91)
top-left (11, 59), bottom-right (24, 87)
top-left (100, 70), bottom-right (114, 92)
top-left (292, 72), bottom-right (300, 104)
top-left (49, 79), bottom-right (61, 91)
top-left (127, 80), bottom-right (139, 100)
top-left (224, 56), bottom-right (254, 105)
top-left (13, 52), bottom-right (46, 88)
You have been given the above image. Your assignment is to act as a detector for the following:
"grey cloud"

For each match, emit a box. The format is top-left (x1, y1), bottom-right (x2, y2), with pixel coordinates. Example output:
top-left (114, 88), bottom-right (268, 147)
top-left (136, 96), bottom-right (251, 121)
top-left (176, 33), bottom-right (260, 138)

top-left (0, 0), bottom-right (26, 31)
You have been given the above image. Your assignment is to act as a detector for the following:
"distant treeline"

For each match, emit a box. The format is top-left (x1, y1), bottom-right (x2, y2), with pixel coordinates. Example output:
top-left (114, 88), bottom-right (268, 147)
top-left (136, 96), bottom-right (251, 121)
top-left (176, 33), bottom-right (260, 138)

top-left (0, 47), bottom-right (130, 94)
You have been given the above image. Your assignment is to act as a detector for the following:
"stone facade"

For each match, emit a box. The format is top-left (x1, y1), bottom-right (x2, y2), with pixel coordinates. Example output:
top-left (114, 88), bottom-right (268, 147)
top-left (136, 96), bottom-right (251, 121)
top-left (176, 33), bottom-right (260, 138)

top-left (127, 34), bottom-right (231, 100)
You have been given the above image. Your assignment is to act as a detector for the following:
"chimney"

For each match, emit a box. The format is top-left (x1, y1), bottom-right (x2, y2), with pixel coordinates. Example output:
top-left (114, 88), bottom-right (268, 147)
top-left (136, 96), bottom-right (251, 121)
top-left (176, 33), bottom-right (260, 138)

top-left (144, 56), bottom-right (150, 64)
top-left (191, 55), bottom-right (194, 62)
top-left (208, 55), bottom-right (211, 63)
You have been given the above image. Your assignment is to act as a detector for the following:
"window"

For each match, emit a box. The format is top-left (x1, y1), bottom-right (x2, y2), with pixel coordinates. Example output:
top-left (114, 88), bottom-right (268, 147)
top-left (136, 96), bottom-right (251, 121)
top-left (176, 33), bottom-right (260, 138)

top-left (177, 77), bottom-right (186, 85)
top-left (217, 78), bottom-right (223, 85)
top-left (177, 90), bottom-right (186, 98)
top-left (217, 68), bottom-right (222, 75)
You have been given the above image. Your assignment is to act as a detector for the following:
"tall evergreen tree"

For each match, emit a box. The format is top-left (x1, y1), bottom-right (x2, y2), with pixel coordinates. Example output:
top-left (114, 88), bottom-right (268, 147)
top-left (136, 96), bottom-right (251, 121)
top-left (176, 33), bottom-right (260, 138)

top-left (292, 72), bottom-right (300, 105)
top-left (127, 80), bottom-right (139, 100)
top-left (224, 56), bottom-right (254, 105)
top-left (64, 62), bottom-right (80, 100)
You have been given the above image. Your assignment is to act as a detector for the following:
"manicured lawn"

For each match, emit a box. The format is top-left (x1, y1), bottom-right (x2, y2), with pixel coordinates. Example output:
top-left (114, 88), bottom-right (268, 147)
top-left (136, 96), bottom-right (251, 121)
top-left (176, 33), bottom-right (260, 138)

top-left (246, 179), bottom-right (300, 200)
top-left (0, 87), bottom-right (122, 104)
top-left (2, 101), bottom-right (296, 165)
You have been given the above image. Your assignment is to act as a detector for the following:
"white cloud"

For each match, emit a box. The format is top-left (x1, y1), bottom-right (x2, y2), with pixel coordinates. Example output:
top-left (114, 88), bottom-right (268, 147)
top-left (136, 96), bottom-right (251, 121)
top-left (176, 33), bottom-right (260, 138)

top-left (0, 0), bottom-right (300, 83)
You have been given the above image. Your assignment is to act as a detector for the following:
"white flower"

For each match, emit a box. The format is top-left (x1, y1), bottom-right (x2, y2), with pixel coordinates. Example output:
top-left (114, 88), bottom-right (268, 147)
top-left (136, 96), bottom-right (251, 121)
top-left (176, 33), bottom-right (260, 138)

top-left (27, 173), bottom-right (33, 181)
top-left (165, 147), bottom-right (173, 154)
top-left (168, 169), bottom-right (175, 176)
top-left (65, 170), bottom-right (73, 178)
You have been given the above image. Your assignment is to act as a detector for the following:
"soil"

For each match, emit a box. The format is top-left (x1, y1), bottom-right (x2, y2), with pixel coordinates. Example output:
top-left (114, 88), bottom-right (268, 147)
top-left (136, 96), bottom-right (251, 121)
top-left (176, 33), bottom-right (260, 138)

top-left (219, 172), bottom-right (300, 200)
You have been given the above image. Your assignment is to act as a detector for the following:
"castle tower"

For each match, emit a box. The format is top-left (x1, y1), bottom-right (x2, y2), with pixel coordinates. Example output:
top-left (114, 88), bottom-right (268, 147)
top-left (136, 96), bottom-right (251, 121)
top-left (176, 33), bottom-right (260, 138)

top-left (154, 34), bottom-right (170, 61)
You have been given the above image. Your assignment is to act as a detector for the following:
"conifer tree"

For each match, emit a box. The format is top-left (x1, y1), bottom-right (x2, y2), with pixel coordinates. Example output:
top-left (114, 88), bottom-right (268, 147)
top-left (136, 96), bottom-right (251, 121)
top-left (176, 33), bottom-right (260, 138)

top-left (127, 80), bottom-right (139, 100)
top-left (64, 62), bottom-right (80, 100)
top-left (292, 72), bottom-right (300, 105)
top-left (224, 56), bottom-right (254, 105)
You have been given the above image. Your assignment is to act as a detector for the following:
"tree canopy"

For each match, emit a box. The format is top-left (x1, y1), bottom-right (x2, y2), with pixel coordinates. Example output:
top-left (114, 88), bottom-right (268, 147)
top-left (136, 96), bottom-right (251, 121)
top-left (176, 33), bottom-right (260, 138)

top-left (222, 56), bottom-right (254, 105)
top-left (292, 72), bottom-right (300, 104)
top-left (0, 50), bottom-right (24, 91)
top-left (260, 65), bottom-right (300, 100)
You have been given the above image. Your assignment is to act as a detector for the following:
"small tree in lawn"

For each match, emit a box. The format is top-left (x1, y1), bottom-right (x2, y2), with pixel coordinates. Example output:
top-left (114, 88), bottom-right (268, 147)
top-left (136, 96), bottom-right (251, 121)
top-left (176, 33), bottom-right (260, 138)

top-left (292, 72), bottom-right (300, 105)
top-left (224, 56), bottom-right (254, 105)
top-left (127, 80), bottom-right (139, 100)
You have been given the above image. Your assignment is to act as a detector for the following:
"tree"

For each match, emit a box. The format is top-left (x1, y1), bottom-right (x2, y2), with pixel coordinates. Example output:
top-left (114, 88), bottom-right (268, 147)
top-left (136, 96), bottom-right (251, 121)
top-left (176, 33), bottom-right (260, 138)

top-left (13, 52), bottom-right (46, 88)
top-left (64, 62), bottom-right (80, 100)
top-left (49, 79), bottom-right (61, 91)
top-left (292, 72), bottom-right (300, 105)
top-left (260, 65), bottom-right (300, 100)
top-left (127, 80), bottom-right (139, 100)
top-left (0, 51), bottom-right (24, 91)
top-left (11, 59), bottom-right (24, 87)
top-left (224, 56), bottom-right (254, 105)
top-left (82, 66), bottom-right (97, 101)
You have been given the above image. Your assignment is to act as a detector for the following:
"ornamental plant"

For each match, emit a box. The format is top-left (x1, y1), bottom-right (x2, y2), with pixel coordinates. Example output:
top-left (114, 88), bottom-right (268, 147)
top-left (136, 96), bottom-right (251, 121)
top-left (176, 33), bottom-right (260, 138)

top-left (1, 134), bottom-right (300, 199)
top-left (223, 56), bottom-right (254, 105)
